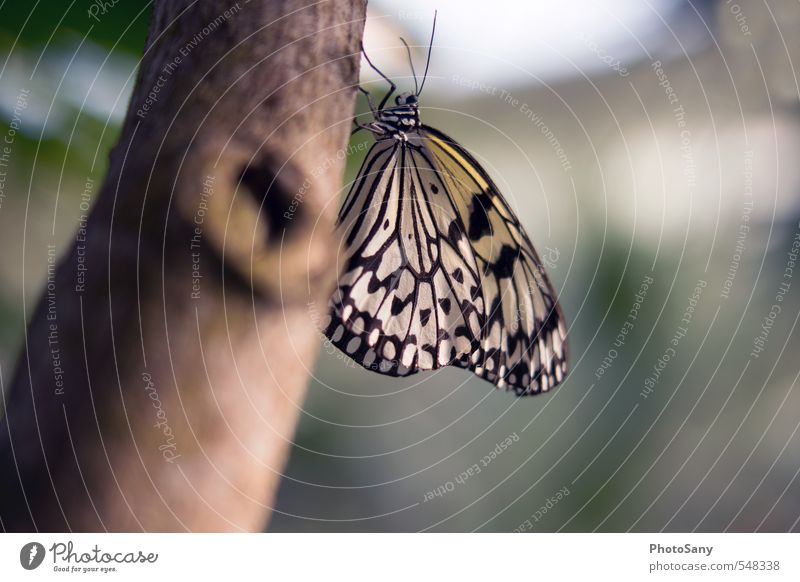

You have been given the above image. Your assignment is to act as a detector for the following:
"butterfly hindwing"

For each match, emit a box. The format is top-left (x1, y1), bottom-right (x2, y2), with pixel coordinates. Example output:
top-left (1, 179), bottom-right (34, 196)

top-left (419, 127), bottom-right (568, 394)
top-left (324, 127), bottom-right (568, 395)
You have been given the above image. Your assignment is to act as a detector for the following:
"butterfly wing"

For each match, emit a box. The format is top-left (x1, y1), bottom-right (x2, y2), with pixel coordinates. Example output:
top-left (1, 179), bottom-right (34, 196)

top-left (325, 137), bottom-right (485, 376)
top-left (417, 127), bottom-right (568, 395)
top-left (324, 127), bottom-right (568, 395)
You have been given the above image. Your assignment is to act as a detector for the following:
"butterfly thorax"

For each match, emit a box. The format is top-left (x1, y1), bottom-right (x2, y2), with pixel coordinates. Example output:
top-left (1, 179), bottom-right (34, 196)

top-left (370, 93), bottom-right (421, 141)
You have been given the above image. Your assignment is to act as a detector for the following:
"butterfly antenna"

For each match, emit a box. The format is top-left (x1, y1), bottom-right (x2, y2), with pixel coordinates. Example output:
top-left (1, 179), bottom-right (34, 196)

top-left (361, 42), bottom-right (395, 87)
top-left (399, 37), bottom-right (419, 94)
top-left (416, 10), bottom-right (437, 96)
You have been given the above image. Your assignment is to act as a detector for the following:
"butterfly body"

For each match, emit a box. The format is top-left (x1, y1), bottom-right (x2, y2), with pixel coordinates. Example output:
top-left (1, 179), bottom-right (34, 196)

top-left (322, 29), bottom-right (568, 396)
top-left (365, 92), bottom-right (422, 141)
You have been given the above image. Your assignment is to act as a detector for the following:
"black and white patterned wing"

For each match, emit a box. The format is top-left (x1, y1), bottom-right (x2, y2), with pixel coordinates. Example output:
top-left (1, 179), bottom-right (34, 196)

top-left (324, 138), bottom-right (485, 377)
top-left (324, 127), bottom-right (568, 396)
top-left (417, 127), bottom-right (568, 395)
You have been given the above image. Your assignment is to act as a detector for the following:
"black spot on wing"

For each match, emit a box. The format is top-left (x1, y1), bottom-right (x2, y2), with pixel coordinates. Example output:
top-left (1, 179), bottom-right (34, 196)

top-left (491, 245), bottom-right (518, 279)
top-left (438, 297), bottom-right (452, 314)
top-left (367, 273), bottom-right (384, 293)
top-left (420, 308), bottom-right (432, 326)
top-left (468, 192), bottom-right (494, 240)
top-left (447, 220), bottom-right (465, 245)
top-left (391, 296), bottom-right (405, 315)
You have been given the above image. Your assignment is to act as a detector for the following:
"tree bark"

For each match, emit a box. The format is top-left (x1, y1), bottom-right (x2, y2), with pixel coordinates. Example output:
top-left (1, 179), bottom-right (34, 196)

top-left (0, 0), bottom-right (366, 532)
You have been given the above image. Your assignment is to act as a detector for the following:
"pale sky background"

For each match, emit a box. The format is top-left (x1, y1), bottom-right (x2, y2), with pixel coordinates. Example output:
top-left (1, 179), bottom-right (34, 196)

top-left (364, 0), bottom-right (712, 94)
top-left (0, 1), bottom-right (716, 137)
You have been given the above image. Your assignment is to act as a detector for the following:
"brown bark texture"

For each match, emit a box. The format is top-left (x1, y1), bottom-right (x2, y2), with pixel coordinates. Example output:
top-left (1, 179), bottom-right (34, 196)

top-left (0, 0), bottom-right (366, 532)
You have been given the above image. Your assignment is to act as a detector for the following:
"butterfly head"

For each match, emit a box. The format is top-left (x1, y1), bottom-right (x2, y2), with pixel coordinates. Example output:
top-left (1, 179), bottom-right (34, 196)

top-left (370, 91), bottom-right (422, 139)
top-left (395, 92), bottom-right (419, 107)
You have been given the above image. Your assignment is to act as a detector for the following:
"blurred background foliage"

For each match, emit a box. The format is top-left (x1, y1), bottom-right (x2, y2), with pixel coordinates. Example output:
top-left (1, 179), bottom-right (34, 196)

top-left (1, 0), bottom-right (799, 532)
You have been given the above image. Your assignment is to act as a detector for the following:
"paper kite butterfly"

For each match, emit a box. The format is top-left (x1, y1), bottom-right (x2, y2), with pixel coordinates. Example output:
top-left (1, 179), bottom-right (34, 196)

top-left (322, 14), bottom-right (568, 396)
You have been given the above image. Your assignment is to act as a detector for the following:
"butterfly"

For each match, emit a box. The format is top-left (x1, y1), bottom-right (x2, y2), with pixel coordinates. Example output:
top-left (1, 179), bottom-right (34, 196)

top-left (322, 15), bottom-right (568, 396)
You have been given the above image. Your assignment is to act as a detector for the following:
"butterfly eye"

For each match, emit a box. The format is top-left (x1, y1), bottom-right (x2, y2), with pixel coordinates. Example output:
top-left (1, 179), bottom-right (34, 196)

top-left (395, 93), bottom-right (417, 106)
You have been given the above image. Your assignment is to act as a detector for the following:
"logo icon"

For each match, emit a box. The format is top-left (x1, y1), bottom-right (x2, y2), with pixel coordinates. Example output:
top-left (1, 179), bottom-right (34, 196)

top-left (20, 542), bottom-right (46, 570)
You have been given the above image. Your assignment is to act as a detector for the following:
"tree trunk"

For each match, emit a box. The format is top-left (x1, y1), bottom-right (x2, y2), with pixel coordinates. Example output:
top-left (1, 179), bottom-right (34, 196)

top-left (0, 0), bottom-right (366, 532)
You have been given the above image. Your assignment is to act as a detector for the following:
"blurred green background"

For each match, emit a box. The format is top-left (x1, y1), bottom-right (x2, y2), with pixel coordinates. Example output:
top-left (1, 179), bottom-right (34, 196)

top-left (1, 0), bottom-right (799, 532)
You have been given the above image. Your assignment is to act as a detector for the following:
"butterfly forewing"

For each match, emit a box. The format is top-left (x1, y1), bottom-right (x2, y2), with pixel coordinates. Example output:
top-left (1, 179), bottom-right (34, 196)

top-left (327, 139), bottom-right (484, 375)
top-left (325, 126), bottom-right (568, 396)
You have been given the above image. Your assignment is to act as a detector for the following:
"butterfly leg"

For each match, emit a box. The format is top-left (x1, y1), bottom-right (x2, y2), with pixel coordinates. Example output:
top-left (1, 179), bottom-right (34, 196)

top-left (360, 42), bottom-right (396, 109)
top-left (358, 86), bottom-right (378, 114)
top-left (377, 79), bottom-right (396, 110)
top-left (351, 120), bottom-right (372, 136)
